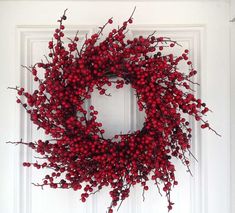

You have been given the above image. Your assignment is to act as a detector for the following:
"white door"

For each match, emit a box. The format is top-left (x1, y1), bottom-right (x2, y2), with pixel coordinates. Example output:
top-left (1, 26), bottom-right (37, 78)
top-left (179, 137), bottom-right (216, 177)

top-left (230, 0), bottom-right (235, 212)
top-left (0, 1), bottom-right (230, 213)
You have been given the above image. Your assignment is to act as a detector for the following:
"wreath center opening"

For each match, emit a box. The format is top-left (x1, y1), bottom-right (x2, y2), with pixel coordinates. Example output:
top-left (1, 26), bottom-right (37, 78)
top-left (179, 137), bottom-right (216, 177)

top-left (90, 77), bottom-right (145, 139)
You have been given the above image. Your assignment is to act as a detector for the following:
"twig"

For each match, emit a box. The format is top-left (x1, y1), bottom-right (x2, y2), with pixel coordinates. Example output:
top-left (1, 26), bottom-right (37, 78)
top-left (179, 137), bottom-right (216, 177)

top-left (117, 199), bottom-right (124, 211)
top-left (142, 188), bottom-right (145, 201)
top-left (6, 139), bottom-right (35, 146)
top-left (201, 118), bottom-right (221, 137)
top-left (188, 150), bottom-right (198, 162)
top-left (155, 181), bottom-right (163, 196)
top-left (32, 183), bottom-right (45, 190)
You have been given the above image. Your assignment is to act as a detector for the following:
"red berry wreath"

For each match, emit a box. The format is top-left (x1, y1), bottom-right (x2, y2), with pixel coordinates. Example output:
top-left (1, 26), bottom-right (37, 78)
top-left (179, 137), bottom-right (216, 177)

top-left (9, 9), bottom-right (220, 212)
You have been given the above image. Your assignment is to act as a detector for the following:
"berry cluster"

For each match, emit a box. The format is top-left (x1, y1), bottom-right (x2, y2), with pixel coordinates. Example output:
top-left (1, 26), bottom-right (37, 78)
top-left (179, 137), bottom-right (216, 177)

top-left (9, 9), bottom-right (219, 212)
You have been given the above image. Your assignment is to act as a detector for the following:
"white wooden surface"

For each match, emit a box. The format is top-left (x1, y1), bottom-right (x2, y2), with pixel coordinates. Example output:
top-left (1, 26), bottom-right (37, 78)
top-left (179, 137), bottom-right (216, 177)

top-left (0, 1), bottom-right (230, 213)
top-left (230, 0), bottom-right (235, 212)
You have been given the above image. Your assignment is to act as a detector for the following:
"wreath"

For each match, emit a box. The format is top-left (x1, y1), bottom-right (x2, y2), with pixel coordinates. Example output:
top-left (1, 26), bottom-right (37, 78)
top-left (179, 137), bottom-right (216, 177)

top-left (8, 9), bottom-right (220, 212)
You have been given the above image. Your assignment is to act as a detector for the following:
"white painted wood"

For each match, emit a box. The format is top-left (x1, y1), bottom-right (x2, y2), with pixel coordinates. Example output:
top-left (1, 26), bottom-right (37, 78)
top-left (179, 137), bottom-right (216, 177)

top-left (230, 1), bottom-right (235, 213)
top-left (0, 0), bottom-right (230, 2)
top-left (0, 1), bottom-right (230, 213)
